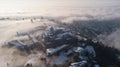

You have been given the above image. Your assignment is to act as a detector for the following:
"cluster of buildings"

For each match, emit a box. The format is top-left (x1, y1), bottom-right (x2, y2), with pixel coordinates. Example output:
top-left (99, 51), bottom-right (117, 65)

top-left (42, 27), bottom-right (99, 67)
top-left (5, 26), bottom-right (100, 67)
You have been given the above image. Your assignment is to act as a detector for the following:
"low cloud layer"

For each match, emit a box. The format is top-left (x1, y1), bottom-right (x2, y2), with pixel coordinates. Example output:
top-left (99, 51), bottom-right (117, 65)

top-left (98, 29), bottom-right (120, 49)
top-left (47, 7), bottom-right (120, 49)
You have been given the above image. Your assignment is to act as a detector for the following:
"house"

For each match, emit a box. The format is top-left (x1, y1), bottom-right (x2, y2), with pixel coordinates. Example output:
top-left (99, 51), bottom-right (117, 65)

top-left (43, 27), bottom-right (77, 48)
top-left (8, 40), bottom-right (26, 50)
top-left (46, 44), bottom-right (68, 56)
top-left (69, 60), bottom-right (88, 67)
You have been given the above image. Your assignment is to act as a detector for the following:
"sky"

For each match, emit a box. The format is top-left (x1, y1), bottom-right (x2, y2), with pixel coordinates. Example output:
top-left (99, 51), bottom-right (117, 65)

top-left (0, 0), bottom-right (119, 8)
top-left (0, 0), bottom-right (120, 16)
top-left (0, 0), bottom-right (119, 5)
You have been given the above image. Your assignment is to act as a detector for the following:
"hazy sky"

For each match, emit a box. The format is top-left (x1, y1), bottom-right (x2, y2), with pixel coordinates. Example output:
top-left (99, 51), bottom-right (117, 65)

top-left (0, 0), bottom-right (120, 16)
top-left (0, 0), bottom-right (119, 7)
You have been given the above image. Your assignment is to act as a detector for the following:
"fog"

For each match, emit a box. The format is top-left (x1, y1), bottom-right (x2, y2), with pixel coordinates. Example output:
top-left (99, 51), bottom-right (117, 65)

top-left (0, 0), bottom-right (120, 48)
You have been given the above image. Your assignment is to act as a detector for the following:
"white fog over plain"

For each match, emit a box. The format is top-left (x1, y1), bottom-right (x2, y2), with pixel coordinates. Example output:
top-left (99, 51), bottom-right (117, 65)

top-left (0, 0), bottom-right (120, 48)
top-left (0, 0), bottom-right (120, 67)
